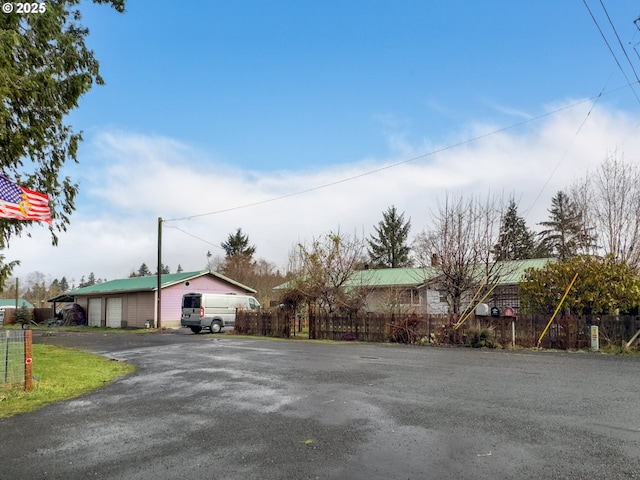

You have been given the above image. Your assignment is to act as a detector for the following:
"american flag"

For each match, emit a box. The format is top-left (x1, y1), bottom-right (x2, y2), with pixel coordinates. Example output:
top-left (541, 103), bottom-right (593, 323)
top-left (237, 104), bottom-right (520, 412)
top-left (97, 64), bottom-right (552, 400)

top-left (0, 175), bottom-right (51, 223)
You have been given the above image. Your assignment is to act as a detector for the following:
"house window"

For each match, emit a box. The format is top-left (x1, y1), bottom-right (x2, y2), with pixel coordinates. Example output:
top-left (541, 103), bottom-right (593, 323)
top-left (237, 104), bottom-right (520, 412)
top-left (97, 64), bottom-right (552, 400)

top-left (410, 288), bottom-right (421, 306)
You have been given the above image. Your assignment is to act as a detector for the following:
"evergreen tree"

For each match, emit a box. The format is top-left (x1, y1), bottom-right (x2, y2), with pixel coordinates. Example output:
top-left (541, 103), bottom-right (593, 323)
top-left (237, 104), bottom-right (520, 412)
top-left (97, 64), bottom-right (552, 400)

top-left (137, 263), bottom-right (151, 276)
top-left (0, 0), bottom-right (126, 288)
top-left (538, 191), bottom-right (594, 261)
top-left (154, 264), bottom-right (171, 275)
top-left (221, 228), bottom-right (256, 259)
top-left (177, 264), bottom-right (183, 273)
top-left (48, 278), bottom-right (63, 299)
top-left (367, 205), bottom-right (412, 268)
top-left (493, 200), bottom-right (537, 260)
top-left (16, 304), bottom-right (32, 325)
top-left (86, 272), bottom-right (96, 286)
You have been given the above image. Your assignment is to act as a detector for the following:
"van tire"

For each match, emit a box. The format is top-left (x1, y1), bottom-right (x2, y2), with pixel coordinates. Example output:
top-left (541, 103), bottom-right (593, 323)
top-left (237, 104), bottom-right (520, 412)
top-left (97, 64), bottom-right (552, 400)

top-left (190, 326), bottom-right (202, 334)
top-left (210, 321), bottom-right (223, 334)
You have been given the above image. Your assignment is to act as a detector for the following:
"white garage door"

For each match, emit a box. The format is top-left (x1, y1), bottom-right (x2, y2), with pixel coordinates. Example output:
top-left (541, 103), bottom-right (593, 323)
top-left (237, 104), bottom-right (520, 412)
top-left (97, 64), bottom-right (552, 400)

top-left (88, 298), bottom-right (102, 327)
top-left (106, 297), bottom-right (122, 328)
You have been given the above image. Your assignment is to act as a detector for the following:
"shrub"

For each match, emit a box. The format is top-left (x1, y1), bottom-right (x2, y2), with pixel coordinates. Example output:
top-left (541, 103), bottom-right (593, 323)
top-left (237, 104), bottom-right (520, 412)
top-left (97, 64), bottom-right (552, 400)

top-left (464, 326), bottom-right (497, 348)
top-left (388, 315), bottom-right (422, 344)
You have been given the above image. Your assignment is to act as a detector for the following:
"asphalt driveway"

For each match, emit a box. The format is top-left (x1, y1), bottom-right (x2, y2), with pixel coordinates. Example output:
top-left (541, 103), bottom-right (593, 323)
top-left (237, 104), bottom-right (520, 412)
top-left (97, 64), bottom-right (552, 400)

top-left (1, 329), bottom-right (639, 479)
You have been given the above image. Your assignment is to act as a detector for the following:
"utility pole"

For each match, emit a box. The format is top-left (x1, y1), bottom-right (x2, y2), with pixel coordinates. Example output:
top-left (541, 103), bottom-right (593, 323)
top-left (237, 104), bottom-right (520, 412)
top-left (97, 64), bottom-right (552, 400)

top-left (157, 217), bottom-right (162, 329)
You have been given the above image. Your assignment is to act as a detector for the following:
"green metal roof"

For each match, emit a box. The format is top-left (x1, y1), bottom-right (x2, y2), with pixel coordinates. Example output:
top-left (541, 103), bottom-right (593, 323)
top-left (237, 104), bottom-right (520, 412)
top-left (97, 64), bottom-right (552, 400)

top-left (0, 299), bottom-right (35, 309)
top-left (62, 270), bottom-right (256, 297)
top-left (273, 267), bottom-right (441, 291)
top-left (274, 259), bottom-right (553, 291)
top-left (493, 258), bottom-right (553, 284)
top-left (343, 267), bottom-right (441, 288)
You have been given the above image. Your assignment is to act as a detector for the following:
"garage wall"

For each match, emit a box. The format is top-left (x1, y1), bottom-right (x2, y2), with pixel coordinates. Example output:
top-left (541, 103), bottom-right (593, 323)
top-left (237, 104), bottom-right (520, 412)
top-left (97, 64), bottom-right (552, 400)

top-left (123, 292), bottom-right (155, 328)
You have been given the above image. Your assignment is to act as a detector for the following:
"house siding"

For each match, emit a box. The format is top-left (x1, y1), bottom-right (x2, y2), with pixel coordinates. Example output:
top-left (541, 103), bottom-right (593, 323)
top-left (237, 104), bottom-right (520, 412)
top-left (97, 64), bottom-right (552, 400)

top-left (424, 289), bottom-right (449, 314)
top-left (366, 288), bottom-right (426, 314)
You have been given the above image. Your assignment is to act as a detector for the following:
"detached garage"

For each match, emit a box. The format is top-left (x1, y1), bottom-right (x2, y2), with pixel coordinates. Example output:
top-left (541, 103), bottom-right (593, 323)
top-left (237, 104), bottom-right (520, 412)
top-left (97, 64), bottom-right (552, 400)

top-left (56, 270), bottom-right (256, 329)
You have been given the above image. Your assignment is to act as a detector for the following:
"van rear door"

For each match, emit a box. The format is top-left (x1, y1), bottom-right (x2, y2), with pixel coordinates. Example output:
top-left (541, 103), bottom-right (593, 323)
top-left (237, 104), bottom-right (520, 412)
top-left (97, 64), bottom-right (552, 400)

top-left (181, 294), bottom-right (202, 323)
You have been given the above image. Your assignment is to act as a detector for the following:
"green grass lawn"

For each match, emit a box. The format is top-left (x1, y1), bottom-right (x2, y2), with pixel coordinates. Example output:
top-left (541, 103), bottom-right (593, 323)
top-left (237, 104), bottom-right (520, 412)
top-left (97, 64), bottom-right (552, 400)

top-left (0, 344), bottom-right (134, 419)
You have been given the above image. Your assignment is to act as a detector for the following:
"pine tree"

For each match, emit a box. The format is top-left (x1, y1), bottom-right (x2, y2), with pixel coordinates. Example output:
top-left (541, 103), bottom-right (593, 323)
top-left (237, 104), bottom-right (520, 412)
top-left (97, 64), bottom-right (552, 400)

top-left (138, 263), bottom-right (151, 276)
top-left (221, 228), bottom-right (256, 259)
top-left (493, 200), bottom-right (537, 260)
top-left (367, 205), bottom-right (412, 268)
top-left (154, 264), bottom-right (171, 275)
top-left (538, 191), bottom-right (594, 261)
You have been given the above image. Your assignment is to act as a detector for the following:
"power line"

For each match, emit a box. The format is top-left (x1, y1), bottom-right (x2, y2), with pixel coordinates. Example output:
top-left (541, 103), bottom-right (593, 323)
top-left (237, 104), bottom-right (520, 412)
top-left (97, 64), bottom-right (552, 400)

top-left (164, 85), bottom-right (634, 224)
top-left (522, 80), bottom-right (608, 221)
top-left (598, 0), bottom-right (640, 84)
top-left (582, 0), bottom-right (640, 103)
top-left (163, 224), bottom-right (224, 250)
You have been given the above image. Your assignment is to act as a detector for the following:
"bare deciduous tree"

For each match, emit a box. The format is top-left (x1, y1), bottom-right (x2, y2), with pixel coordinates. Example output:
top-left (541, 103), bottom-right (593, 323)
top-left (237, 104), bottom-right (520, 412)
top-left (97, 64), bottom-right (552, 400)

top-left (288, 229), bottom-right (366, 313)
top-left (572, 152), bottom-right (640, 268)
top-left (413, 192), bottom-right (506, 314)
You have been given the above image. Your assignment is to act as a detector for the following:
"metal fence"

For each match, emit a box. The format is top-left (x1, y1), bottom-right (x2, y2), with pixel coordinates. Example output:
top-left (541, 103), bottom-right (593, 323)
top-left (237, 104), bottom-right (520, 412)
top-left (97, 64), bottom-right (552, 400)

top-left (235, 309), bottom-right (640, 350)
top-left (0, 329), bottom-right (33, 391)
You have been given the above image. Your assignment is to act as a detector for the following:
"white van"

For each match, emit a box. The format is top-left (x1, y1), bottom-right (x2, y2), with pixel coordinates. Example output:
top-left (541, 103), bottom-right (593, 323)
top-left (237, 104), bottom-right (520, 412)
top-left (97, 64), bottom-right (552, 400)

top-left (180, 292), bottom-right (261, 334)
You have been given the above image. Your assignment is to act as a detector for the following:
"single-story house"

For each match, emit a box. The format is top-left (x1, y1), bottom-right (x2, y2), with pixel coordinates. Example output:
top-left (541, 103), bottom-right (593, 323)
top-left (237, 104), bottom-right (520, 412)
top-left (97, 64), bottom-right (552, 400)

top-left (342, 267), bottom-right (449, 314)
top-left (274, 258), bottom-right (552, 315)
top-left (272, 267), bottom-right (448, 314)
top-left (49, 270), bottom-right (256, 329)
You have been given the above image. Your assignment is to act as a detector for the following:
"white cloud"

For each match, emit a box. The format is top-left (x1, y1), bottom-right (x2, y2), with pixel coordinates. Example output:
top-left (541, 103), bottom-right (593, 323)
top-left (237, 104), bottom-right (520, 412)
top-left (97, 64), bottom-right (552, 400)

top-left (5, 99), bottom-right (640, 285)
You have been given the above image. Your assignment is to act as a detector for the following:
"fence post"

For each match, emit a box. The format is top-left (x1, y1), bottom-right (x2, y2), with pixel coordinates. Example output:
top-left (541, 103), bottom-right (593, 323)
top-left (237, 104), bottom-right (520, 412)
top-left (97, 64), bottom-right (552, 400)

top-left (24, 329), bottom-right (32, 391)
top-left (3, 330), bottom-right (8, 384)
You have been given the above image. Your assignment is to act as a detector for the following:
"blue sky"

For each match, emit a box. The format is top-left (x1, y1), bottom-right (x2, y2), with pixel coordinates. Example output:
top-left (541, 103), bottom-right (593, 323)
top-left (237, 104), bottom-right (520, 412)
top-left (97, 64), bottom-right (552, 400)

top-left (8, 0), bottom-right (640, 285)
top-left (70, 0), bottom-right (637, 169)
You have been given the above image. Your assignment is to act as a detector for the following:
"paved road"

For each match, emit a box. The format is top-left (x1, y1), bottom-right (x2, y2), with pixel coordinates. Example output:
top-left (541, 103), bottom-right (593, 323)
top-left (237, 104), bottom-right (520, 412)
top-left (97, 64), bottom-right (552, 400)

top-left (1, 330), bottom-right (639, 479)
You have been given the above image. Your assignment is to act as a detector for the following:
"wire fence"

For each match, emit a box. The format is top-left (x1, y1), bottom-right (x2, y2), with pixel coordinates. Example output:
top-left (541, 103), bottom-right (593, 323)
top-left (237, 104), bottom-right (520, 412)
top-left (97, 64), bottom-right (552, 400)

top-left (0, 329), bottom-right (33, 391)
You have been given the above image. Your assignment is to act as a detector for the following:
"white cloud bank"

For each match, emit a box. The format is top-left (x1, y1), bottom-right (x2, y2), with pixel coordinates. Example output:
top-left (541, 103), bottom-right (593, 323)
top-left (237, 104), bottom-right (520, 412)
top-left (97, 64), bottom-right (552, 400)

top-left (7, 99), bottom-right (640, 285)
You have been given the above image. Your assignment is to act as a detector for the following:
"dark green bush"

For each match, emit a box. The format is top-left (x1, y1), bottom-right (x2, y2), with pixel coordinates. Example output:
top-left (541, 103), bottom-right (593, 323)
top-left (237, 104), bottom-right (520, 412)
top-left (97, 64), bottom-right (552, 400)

top-left (464, 326), bottom-right (497, 348)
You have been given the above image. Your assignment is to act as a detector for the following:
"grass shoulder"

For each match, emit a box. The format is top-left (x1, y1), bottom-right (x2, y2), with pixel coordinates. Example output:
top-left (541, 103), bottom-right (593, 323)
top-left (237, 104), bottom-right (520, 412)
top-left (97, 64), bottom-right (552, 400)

top-left (0, 344), bottom-right (134, 419)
